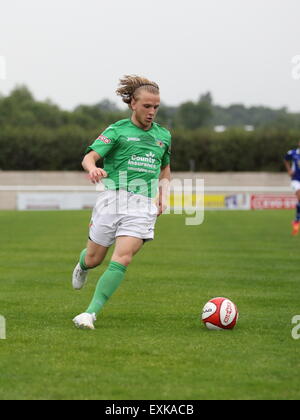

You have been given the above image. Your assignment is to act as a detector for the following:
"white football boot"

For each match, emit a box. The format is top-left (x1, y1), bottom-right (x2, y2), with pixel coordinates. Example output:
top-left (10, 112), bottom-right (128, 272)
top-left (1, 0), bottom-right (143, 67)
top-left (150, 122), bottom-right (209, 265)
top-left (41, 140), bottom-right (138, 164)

top-left (72, 263), bottom-right (88, 290)
top-left (73, 312), bottom-right (97, 330)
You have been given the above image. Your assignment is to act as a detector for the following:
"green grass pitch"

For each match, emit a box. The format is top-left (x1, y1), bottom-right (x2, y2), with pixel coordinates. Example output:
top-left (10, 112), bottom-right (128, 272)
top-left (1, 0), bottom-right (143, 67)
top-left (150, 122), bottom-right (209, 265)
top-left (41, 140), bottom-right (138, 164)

top-left (0, 209), bottom-right (299, 400)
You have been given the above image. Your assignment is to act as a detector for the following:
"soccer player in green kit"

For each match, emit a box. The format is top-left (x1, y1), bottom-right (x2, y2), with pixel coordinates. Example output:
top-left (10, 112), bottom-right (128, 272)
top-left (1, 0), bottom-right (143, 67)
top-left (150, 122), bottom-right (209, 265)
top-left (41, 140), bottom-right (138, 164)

top-left (72, 75), bottom-right (172, 329)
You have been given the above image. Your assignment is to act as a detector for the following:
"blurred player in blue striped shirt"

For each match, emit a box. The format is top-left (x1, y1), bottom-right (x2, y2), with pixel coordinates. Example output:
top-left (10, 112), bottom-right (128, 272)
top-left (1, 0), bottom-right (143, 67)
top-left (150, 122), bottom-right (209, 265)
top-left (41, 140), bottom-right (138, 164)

top-left (284, 142), bottom-right (300, 235)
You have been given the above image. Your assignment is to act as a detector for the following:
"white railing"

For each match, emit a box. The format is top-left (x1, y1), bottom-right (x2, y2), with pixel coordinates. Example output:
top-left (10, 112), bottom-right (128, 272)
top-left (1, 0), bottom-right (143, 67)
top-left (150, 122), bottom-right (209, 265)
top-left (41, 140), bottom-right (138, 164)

top-left (0, 185), bottom-right (292, 192)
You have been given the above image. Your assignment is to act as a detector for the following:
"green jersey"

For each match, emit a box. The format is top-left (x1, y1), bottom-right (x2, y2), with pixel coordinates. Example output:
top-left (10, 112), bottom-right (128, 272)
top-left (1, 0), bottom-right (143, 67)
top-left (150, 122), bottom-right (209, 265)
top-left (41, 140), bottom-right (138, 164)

top-left (86, 119), bottom-right (172, 198)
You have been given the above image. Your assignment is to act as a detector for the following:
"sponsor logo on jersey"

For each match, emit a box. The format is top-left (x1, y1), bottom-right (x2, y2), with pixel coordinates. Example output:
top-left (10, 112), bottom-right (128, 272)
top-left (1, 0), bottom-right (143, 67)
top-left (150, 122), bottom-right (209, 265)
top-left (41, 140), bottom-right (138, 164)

top-left (128, 152), bottom-right (157, 173)
top-left (97, 135), bottom-right (112, 144)
top-left (130, 152), bottom-right (156, 165)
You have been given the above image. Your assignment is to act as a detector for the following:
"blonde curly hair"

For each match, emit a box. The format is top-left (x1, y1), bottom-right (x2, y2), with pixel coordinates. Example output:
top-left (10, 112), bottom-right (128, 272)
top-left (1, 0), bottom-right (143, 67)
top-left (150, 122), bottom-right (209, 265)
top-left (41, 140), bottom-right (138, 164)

top-left (116, 75), bottom-right (160, 109)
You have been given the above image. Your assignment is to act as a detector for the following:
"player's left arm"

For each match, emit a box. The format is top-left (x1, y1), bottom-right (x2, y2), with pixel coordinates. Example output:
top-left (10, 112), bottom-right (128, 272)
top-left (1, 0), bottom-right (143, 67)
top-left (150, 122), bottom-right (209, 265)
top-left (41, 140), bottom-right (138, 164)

top-left (157, 164), bottom-right (171, 216)
top-left (284, 158), bottom-right (294, 177)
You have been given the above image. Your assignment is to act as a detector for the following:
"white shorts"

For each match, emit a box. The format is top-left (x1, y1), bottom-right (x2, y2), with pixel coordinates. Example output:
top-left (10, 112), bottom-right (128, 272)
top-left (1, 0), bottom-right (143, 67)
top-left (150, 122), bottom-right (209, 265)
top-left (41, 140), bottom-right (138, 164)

top-left (291, 180), bottom-right (300, 192)
top-left (89, 190), bottom-right (158, 247)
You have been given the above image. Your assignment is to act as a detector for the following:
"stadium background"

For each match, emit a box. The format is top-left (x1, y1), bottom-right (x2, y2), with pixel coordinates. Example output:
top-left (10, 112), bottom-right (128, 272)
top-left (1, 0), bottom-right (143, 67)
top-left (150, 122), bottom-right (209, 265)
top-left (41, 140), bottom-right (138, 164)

top-left (0, 86), bottom-right (299, 212)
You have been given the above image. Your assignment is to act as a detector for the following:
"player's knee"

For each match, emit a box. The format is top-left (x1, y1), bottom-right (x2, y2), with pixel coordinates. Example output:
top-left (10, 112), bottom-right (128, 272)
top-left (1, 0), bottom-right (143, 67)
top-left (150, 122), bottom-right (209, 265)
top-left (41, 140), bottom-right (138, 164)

top-left (120, 256), bottom-right (133, 267)
top-left (113, 253), bottom-right (133, 267)
top-left (85, 254), bottom-right (102, 268)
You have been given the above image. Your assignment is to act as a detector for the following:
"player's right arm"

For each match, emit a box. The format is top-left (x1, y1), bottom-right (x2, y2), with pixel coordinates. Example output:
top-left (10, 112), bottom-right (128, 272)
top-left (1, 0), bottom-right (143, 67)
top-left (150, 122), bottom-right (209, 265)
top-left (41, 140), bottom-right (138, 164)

top-left (83, 125), bottom-right (118, 184)
top-left (82, 151), bottom-right (108, 184)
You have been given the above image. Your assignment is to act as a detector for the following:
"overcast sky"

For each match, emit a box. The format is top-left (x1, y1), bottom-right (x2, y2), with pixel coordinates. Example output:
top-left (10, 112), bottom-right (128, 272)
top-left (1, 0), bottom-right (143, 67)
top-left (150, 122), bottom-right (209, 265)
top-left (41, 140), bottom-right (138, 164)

top-left (1, 0), bottom-right (300, 111)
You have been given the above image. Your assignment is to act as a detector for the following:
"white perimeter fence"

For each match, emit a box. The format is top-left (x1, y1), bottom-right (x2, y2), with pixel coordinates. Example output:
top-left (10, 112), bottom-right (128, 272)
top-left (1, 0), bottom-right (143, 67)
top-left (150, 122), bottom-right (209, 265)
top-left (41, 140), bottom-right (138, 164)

top-left (0, 184), bottom-right (296, 211)
top-left (0, 172), bottom-right (295, 211)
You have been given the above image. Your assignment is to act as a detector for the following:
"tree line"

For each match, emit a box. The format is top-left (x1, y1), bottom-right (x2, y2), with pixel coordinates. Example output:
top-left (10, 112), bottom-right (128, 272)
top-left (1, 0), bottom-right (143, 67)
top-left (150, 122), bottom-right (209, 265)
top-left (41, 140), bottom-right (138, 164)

top-left (0, 85), bottom-right (299, 171)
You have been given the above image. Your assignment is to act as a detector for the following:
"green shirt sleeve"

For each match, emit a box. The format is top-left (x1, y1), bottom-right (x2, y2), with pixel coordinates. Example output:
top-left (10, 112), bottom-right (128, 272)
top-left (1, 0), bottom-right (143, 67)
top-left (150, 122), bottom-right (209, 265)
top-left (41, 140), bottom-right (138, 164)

top-left (85, 126), bottom-right (119, 158)
top-left (161, 135), bottom-right (171, 168)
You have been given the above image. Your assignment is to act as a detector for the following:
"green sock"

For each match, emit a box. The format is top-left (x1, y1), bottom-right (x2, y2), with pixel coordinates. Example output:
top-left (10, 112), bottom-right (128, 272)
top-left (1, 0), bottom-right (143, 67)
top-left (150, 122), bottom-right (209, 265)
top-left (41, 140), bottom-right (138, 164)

top-left (79, 249), bottom-right (89, 271)
top-left (86, 261), bottom-right (127, 315)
